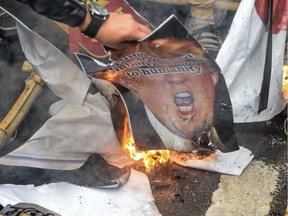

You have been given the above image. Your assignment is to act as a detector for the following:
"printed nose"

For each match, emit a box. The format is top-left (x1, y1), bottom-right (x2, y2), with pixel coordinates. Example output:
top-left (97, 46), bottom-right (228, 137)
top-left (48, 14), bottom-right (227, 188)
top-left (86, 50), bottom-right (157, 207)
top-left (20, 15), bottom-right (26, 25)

top-left (164, 73), bottom-right (187, 84)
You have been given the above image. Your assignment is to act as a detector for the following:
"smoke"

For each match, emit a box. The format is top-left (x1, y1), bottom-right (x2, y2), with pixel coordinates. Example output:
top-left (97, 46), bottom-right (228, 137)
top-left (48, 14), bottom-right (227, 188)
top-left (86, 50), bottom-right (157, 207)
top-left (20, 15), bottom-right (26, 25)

top-left (126, 0), bottom-right (232, 30)
top-left (0, 36), bottom-right (26, 118)
top-left (127, 0), bottom-right (190, 26)
top-left (0, 12), bottom-right (59, 155)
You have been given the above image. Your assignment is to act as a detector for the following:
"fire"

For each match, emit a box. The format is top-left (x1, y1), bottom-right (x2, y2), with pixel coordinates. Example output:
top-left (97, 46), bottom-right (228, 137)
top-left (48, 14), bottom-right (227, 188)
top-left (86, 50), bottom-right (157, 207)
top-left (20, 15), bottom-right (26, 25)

top-left (282, 65), bottom-right (288, 101)
top-left (120, 115), bottom-right (169, 171)
top-left (103, 72), bottom-right (119, 82)
top-left (102, 71), bottom-right (170, 171)
top-left (123, 136), bottom-right (169, 172)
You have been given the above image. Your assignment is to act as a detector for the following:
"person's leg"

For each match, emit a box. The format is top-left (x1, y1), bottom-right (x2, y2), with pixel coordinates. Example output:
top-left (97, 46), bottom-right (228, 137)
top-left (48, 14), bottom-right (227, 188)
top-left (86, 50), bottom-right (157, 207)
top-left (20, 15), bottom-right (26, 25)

top-left (186, 0), bottom-right (216, 32)
top-left (0, 9), bottom-right (16, 36)
top-left (185, 0), bottom-right (224, 59)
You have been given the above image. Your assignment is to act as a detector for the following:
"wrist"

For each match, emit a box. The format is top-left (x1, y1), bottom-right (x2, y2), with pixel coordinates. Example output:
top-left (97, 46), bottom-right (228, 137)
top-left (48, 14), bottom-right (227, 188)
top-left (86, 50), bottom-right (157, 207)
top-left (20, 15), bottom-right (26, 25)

top-left (79, 12), bottom-right (92, 32)
top-left (79, 3), bottom-right (109, 38)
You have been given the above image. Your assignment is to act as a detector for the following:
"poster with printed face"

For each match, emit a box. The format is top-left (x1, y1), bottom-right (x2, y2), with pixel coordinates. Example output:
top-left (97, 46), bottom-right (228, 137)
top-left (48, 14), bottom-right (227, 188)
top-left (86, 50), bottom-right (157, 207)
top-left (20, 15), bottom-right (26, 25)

top-left (92, 15), bottom-right (239, 154)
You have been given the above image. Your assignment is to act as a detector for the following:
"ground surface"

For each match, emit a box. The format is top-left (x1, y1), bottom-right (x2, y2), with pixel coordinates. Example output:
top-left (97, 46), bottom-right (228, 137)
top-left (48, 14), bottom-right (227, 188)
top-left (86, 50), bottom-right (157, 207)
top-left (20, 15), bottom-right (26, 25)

top-left (133, 114), bottom-right (287, 216)
top-left (0, 1), bottom-right (287, 216)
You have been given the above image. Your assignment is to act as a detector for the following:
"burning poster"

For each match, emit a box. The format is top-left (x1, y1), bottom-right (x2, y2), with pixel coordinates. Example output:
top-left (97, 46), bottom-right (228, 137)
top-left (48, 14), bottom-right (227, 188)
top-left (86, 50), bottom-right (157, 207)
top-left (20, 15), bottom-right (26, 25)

top-left (0, 5), bottom-right (252, 177)
top-left (89, 15), bottom-right (239, 155)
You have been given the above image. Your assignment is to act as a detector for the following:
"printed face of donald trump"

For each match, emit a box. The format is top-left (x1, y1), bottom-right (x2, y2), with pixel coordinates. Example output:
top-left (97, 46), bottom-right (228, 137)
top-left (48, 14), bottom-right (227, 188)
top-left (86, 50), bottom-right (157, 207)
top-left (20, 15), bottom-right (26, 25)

top-left (99, 38), bottom-right (219, 140)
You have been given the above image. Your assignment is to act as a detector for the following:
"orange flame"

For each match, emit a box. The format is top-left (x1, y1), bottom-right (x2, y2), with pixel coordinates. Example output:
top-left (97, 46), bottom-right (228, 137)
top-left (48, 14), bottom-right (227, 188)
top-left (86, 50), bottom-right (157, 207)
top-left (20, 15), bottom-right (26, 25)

top-left (102, 71), bottom-right (170, 171)
top-left (283, 65), bottom-right (288, 102)
top-left (105, 72), bottom-right (119, 81)
top-left (123, 136), bottom-right (170, 172)
top-left (121, 115), bottom-right (169, 172)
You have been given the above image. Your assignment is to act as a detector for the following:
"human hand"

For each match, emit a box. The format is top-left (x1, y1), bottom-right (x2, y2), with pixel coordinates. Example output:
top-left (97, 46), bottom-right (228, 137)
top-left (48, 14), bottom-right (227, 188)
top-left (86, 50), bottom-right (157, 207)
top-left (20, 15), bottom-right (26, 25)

top-left (95, 12), bottom-right (151, 49)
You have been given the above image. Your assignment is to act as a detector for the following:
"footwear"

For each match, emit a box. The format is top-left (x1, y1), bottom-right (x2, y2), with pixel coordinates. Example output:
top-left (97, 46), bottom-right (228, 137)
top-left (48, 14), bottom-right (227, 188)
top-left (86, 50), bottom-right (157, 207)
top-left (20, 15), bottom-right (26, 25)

top-left (190, 25), bottom-right (223, 59)
top-left (0, 10), bottom-right (15, 65)
top-left (185, 16), bottom-right (224, 59)
top-left (0, 9), bottom-right (16, 38)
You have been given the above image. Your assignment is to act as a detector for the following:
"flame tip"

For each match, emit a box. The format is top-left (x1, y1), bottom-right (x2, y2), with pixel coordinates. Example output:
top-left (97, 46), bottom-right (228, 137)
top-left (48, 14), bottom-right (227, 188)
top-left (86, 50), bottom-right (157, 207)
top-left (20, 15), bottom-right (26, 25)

top-left (123, 135), bottom-right (169, 171)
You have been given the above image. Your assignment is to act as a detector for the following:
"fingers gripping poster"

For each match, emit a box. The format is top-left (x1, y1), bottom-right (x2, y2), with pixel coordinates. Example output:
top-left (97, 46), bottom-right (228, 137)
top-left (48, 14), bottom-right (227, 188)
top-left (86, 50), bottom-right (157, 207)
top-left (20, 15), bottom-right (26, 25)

top-left (91, 16), bottom-right (239, 154)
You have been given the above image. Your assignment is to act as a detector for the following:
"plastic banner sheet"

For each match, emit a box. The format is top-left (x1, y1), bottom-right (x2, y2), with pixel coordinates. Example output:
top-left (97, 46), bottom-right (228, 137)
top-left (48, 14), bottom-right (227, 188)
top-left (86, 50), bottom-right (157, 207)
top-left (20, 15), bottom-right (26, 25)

top-left (216, 0), bottom-right (287, 122)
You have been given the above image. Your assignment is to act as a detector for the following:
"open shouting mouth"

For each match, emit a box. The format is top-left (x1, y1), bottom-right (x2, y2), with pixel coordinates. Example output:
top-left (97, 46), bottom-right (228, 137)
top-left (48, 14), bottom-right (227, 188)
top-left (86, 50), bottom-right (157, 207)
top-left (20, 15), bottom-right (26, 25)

top-left (174, 91), bottom-right (196, 120)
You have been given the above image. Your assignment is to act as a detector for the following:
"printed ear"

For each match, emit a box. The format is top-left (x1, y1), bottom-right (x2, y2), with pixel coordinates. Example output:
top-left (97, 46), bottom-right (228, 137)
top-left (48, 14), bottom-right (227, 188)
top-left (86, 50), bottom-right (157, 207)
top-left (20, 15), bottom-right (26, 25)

top-left (210, 70), bottom-right (219, 85)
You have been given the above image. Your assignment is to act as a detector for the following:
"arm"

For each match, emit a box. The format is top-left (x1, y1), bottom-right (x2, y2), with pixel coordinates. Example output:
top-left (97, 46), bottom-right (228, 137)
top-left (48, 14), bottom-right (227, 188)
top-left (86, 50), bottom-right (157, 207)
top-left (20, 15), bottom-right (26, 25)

top-left (15, 0), bottom-right (87, 27)
top-left (15, 0), bottom-right (151, 49)
top-left (88, 12), bottom-right (151, 49)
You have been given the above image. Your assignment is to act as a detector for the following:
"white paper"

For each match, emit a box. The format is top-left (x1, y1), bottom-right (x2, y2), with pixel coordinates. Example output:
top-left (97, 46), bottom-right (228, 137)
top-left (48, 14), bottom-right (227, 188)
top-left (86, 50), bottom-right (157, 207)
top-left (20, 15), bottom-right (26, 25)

top-left (216, 0), bottom-right (287, 122)
top-left (170, 146), bottom-right (254, 176)
top-left (16, 21), bottom-right (91, 106)
top-left (0, 169), bottom-right (161, 216)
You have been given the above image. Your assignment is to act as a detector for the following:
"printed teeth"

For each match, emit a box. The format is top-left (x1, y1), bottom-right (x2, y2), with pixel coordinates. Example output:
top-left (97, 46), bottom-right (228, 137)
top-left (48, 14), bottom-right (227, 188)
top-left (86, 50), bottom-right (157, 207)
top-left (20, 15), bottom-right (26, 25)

top-left (174, 91), bottom-right (195, 118)
top-left (176, 92), bottom-right (190, 97)
top-left (174, 92), bottom-right (193, 106)
top-left (178, 105), bottom-right (193, 112)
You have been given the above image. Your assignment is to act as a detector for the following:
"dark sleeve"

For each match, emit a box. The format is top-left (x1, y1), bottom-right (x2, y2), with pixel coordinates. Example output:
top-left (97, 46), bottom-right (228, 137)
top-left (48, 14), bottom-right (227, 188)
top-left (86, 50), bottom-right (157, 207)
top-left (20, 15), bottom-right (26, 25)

top-left (15, 0), bottom-right (87, 27)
